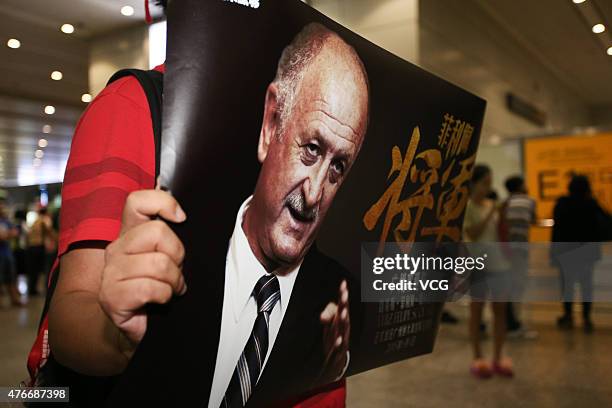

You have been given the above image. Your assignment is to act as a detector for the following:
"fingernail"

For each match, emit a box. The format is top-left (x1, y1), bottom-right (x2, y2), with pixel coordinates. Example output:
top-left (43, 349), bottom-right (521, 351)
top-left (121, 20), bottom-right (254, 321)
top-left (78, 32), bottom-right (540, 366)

top-left (175, 206), bottom-right (187, 222)
top-left (336, 336), bottom-right (342, 347)
top-left (180, 283), bottom-right (188, 296)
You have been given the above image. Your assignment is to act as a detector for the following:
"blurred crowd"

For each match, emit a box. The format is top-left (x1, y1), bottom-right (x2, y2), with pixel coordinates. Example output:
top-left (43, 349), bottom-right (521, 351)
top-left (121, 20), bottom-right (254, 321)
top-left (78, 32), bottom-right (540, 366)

top-left (0, 194), bottom-right (58, 307)
top-left (443, 166), bottom-right (612, 379)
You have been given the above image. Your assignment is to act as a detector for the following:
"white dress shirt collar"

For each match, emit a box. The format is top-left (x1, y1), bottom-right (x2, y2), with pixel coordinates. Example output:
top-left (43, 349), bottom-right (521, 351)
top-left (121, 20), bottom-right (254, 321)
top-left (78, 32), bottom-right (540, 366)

top-left (227, 196), bottom-right (300, 323)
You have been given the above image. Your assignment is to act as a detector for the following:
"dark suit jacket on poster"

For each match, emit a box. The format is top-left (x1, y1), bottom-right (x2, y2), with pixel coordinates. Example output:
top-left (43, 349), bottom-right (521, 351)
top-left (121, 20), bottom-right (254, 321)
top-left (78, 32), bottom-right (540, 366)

top-left (105, 244), bottom-right (359, 407)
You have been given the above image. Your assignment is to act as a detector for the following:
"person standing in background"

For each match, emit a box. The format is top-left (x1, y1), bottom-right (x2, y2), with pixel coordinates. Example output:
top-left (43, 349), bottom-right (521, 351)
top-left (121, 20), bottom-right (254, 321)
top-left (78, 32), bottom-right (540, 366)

top-left (12, 209), bottom-right (29, 280)
top-left (500, 176), bottom-right (537, 339)
top-left (463, 164), bottom-right (513, 379)
top-left (552, 175), bottom-right (611, 333)
top-left (0, 198), bottom-right (22, 306)
top-left (27, 207), bottom-right (53, 296)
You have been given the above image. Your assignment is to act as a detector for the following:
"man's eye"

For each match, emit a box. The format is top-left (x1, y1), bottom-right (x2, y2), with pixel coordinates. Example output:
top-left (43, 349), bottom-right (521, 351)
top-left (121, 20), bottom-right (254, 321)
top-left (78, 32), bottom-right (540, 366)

top-left (331, 161), bottom-right (345, 175)
top-left (305, 143), bottom-right (320, 157)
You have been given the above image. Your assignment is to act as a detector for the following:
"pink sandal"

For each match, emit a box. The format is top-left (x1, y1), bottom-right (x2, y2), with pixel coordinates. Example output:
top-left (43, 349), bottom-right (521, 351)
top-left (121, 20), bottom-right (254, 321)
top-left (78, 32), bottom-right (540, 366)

top-left (492, 358), bottom-right (514, 377)
top-left (470, 359), bottom-right (493, 379)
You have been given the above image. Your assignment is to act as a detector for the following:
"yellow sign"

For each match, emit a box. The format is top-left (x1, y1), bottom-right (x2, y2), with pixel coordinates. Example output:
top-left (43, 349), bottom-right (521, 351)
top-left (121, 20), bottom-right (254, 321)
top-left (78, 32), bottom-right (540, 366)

top-left (524, 133), bottom-right (612, 241)
top-left (363, 114), bottom-right (477, 253)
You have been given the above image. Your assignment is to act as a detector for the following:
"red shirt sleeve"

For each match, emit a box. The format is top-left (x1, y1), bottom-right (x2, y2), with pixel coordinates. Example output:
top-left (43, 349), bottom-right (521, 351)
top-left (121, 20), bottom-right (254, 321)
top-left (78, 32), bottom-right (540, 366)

top-left (58, 71), bottom-right (159, 257)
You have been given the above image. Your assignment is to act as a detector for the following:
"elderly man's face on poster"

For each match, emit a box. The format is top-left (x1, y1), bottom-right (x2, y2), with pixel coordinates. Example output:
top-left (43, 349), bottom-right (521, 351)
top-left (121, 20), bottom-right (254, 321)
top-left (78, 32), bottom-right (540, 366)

top-left (249, 30), bottom-right (370, 269)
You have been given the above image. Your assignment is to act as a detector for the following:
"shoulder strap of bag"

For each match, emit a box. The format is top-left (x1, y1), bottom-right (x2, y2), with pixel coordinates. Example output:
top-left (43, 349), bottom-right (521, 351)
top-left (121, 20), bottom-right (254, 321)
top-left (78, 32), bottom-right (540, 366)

top-left (107, 68), bottom-right (164, 177)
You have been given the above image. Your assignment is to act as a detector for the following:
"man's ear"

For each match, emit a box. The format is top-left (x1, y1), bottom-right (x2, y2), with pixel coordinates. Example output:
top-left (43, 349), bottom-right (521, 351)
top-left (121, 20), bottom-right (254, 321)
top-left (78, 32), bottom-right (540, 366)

top-left (258, 83), bottom-right (280, 163)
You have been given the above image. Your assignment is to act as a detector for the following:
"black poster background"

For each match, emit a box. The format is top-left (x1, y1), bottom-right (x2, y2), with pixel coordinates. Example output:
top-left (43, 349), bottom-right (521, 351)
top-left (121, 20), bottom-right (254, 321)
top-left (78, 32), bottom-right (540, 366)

top-left (107, 0), bottom-right (486, 406)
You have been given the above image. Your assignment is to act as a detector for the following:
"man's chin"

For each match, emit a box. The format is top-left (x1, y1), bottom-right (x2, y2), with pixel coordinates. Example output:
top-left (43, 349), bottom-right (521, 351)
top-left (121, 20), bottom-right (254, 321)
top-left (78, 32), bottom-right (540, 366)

top-left (270, 239), bottom-right (309, 269)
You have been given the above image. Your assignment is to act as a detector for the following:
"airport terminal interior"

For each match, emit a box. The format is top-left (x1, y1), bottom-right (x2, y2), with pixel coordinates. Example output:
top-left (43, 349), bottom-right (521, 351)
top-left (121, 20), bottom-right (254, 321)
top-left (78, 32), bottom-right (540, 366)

top-left (1, 0), bottom-right (611, 407)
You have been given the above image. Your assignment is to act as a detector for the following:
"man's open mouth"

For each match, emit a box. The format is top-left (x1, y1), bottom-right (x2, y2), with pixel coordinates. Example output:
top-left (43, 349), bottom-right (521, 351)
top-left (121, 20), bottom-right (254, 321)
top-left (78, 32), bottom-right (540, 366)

top-left (287, 203), bottom-right (316, 223)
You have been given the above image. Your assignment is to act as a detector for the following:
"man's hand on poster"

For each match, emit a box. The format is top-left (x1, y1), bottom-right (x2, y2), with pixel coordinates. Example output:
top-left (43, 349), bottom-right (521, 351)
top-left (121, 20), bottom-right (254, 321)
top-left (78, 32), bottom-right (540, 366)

top-left (99, 190), bottom-right (187, 354)
top-left (318, 279), bottom-right (350, 384)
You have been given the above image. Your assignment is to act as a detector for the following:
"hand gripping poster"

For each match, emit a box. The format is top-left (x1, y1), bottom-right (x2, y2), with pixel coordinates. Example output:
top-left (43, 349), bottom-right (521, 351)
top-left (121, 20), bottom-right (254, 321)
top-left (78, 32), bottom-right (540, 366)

top-left (107, 0), bottom-right (486, 406)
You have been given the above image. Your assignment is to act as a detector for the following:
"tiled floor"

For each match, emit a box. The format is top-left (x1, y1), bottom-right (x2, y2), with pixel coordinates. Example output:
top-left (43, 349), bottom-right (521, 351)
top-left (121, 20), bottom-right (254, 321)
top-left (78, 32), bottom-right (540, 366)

top-left (1, 297), bottom-right (611, 407)
top-left (347, 305), bottom-right (612, 408)
top-left (0, 296), bottom-right (44, 388)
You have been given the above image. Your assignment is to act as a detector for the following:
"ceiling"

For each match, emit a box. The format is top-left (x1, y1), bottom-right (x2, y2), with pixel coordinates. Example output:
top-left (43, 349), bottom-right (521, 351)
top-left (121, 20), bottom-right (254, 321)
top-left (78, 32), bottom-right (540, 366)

top-left (476, 0), bottom-right (612, 106)
top-left (0, 0), bottom-right (163, 38)
top-left (0, 0), bottom-right (163, 187)
top-left (0, 0), bottom-right (610, 187)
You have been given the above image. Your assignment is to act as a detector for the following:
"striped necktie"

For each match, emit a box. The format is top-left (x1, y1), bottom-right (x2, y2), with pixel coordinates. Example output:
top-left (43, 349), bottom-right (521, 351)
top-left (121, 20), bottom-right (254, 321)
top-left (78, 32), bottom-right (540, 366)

top-left (221, 274), bottom-right (281, 407)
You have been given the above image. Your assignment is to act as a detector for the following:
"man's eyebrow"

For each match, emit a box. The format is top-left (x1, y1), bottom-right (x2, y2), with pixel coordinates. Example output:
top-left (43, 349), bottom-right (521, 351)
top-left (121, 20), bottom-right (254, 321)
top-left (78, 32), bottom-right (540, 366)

top-left (311, 130), bottom-right (353, 162)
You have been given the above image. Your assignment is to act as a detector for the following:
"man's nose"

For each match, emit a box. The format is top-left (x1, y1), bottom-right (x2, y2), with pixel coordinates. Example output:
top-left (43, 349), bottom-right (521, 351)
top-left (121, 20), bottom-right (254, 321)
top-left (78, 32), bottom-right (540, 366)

top-left (303, 165), bottom-right (327, 208)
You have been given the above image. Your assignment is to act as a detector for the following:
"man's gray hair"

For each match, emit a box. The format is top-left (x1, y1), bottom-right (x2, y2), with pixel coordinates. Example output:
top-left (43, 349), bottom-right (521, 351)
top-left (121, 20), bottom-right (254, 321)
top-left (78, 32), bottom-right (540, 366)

top-left (272, 22), bottom-right (368, 135)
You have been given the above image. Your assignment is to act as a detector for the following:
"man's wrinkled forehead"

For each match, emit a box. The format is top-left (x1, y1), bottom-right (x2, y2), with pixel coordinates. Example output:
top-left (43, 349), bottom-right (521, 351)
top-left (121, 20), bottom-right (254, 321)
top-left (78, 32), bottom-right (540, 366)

top-left (306, 99), bottom-right (362, 151)
top-left (294, 40), bottom-right (369, 144)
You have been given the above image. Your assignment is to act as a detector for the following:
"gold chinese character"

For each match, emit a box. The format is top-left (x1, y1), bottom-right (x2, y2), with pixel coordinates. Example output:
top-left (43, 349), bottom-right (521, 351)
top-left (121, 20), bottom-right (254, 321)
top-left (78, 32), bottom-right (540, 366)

top-left (421, 153), bottom-right (476, 242)
top-left (438, 113), bottom-right (454, 149)
top-left (364, 127), bottom-right (442, 254)
top-left (445, 120), bottom-right (465, 159)
top-left (457, 123), bottom-right (474, 156)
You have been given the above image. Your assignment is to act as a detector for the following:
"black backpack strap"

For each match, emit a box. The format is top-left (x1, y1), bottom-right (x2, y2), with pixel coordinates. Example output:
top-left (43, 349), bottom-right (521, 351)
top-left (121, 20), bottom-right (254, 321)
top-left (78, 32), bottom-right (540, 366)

top-left (107, 69), bottom-right (163, 178)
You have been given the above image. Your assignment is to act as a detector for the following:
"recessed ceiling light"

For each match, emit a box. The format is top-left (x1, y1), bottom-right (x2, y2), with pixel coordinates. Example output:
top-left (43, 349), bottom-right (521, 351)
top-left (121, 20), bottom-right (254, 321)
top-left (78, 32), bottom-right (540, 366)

top-left (121, 5), bottom-right (135, 16)
top-left (35, 150), bottom-right (44, 159)
top-left (38, 139), bottom-right (48, 148)
top-left (572, 0), bottom-right (586, 3)
top-left (51, 71), bottom-right (63, 81)
top-left (489, 134), bottom-right (502, 145)
top-left (42, 124), bottom-right (52, 134)
top-left (81, 93), bottom-right (92, 103)
top-left (61, 23), bottom-right (75, 34)
top-left (592, 24), bottom-right (606, 34)
top-left (7, 38), bottom-right (21, 49)
top-left (33, 158), bottom-right (42, 167)
top-left (608, 46), bottom-right (612, 56)
top-left (44, 105), bottom-right (55, 115)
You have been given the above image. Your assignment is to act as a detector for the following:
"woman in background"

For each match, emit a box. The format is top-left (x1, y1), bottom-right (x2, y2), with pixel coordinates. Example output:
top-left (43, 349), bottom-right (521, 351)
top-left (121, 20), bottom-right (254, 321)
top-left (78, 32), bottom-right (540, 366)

top-left (552, 174), bottom-right (611, 333)
top-left (463, 164), bottom-right (513, 378)
top-left (12, 209), bottom-right (29, 279)
top-left (0, 199), bottom-right (21, 306)
top-left (26, 207), bottom-right (53, 296)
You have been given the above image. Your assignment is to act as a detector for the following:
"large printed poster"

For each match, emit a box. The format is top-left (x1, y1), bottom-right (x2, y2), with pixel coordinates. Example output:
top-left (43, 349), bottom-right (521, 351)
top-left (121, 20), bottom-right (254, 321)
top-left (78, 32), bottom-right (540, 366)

top-left (107, 0), bottom-right (486, 406)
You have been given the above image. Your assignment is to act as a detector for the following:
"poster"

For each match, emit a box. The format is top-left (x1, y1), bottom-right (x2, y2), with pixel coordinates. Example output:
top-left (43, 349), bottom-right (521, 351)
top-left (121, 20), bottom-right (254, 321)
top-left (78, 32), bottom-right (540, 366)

top-left (107, 0), bottom-right (486, 406)
top-left (524, 133), bottom-right (612, 241)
